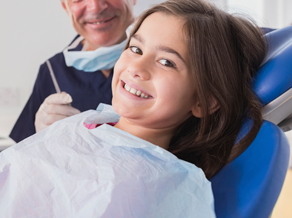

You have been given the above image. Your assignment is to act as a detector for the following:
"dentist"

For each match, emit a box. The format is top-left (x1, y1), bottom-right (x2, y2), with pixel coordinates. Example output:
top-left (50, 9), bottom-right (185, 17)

top-left (10, 0), bottom-right (137, 143)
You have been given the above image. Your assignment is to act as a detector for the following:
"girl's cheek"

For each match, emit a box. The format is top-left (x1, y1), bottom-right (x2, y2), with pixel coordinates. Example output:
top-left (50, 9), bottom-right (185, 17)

top-left (114, 59), bottom-right (124, 74)
top-left (117, 54), bottom-right (131, 70)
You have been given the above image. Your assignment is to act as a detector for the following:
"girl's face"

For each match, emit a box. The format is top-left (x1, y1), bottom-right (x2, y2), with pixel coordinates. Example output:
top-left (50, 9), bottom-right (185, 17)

top-left (112, 12), bottom-right (198, 131)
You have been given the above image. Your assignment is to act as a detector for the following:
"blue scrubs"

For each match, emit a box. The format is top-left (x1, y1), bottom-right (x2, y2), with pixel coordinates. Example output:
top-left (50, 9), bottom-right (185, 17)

top-left (9, 37), bottom-right (113, 143)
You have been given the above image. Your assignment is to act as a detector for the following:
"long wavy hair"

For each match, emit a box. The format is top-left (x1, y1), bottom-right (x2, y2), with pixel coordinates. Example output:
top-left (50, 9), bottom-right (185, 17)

top-left (126, 0), bottom-right (267, 179)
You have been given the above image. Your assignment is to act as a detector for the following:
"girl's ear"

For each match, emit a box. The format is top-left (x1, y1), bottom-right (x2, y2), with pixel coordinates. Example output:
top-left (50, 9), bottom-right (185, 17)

top-left (191, 96), bottom-right (220, 118)
top-left (208, 96), bottom-right (220, 115)
top-left (191, 101), bottom-right (204, 118)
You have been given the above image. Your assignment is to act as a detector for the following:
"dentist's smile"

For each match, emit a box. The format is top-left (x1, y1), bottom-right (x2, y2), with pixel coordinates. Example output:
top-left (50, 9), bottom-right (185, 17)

top-left (85, 16), bottom-right (117, 28)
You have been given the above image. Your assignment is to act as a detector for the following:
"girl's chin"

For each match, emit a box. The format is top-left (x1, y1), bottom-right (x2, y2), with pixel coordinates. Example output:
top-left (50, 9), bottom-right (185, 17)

top-left (112, 103), bottom-right (140, 120)
top-left (112, 102), bottom-right (130, 116)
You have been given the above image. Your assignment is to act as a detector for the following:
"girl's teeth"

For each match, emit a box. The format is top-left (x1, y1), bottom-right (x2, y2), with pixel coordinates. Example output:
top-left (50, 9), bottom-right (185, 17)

top-left (136, 90), bottom-right (141, 96)
top-left (125, 84), bottom-right (131, 91)
top-left (123, 83), bottom-right (150, 99)
top-left (130, 88), bottom-right (136, 94)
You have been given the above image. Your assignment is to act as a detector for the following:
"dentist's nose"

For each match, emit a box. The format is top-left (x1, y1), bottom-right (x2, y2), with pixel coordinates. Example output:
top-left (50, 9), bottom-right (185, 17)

top-left (87, 0), bottom-right (108, 13)
top-left (128, 60), bottom-right (151, 80)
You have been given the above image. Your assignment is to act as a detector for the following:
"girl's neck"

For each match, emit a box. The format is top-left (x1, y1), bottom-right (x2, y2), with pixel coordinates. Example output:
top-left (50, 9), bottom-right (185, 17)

top-left (114, 117), bottom-right (175, 150)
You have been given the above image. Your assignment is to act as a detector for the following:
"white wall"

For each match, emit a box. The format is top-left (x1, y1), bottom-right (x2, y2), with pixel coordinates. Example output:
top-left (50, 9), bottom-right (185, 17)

top-left (227, 0), bottom-right (292, 28)
top-left (263, 0), bottom-right (292, 28)
top-left (210, 0), bottom-right (228, 9)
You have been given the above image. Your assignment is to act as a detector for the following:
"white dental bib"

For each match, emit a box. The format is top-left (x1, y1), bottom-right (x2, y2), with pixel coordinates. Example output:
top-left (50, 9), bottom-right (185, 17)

top-left (0, 104), bottom-right (215, 218)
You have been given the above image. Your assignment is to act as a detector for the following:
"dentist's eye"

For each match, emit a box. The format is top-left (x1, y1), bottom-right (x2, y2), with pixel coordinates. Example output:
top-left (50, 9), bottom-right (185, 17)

top-left (129, 46), bottom-right (143, 55)
top-left (159, 59), bottom-right (176, 68)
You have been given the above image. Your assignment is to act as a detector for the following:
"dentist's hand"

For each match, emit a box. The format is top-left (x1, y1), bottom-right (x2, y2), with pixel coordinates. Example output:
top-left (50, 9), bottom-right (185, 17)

top-left (35, 92), bottom-right (81, 132)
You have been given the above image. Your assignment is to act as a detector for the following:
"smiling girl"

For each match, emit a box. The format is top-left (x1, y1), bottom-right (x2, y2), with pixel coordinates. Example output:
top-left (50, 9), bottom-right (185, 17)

top-left (0, 0), bottom-right (266, 217)
top-left (112, 11), bottom-right (199, 151)
top-left (113, 0), bottom-right (266, 179)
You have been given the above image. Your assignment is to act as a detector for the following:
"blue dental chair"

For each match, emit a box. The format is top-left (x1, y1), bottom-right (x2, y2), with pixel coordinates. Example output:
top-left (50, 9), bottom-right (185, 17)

top-left (211, 26), bottom-right (292, 218)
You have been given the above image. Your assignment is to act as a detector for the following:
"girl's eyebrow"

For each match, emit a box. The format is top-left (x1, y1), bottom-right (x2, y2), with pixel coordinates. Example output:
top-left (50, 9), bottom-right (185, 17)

top-left (131, 34), bottom-right (145, 44)
top-left (131, 34), bottom-right (186, 65)
top-left (156, 45), bottom-right (187, 65)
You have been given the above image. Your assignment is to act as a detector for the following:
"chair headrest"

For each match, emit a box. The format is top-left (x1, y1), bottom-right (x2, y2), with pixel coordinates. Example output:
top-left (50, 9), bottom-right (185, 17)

top-left (252, 26), bottom-right (292, 106)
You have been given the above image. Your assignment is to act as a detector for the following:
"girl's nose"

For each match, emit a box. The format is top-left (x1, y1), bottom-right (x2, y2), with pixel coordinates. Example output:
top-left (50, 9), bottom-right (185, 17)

top-left (128, 60), bottom-right (151, 81)
top-left (87, 0), bottom-right (108, 13)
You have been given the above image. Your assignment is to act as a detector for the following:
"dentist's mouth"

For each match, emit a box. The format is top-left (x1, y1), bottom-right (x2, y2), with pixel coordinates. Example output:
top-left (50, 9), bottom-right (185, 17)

top-left (123, 83), bottom-right (152, 99)
top-left (88, 16), bottom-right (116, 25)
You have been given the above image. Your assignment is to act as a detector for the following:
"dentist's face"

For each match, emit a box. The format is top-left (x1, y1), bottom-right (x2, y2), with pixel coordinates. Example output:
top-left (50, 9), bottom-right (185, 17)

top-left (62, 0), bottom-right (136, 51)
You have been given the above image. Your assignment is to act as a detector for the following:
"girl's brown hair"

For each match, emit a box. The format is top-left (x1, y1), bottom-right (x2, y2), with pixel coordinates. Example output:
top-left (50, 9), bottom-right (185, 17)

top-left (128, 0), bottom-right (266, 179)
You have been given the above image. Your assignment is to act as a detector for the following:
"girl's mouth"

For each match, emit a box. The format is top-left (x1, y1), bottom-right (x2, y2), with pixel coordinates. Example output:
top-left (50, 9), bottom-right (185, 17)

top-left (123, 82), bottom-right (152, 99)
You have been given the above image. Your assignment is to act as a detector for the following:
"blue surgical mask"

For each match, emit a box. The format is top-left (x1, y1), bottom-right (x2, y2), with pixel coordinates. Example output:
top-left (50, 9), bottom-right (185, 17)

top-left (63, 25), bottom-right (132, 72)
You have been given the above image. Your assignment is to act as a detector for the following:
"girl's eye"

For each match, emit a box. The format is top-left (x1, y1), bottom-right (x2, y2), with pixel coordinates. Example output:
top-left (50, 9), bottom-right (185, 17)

top-left (130, 46), bottom-right (143, 55)
top-left (159, 59), bottom-right (175, 68)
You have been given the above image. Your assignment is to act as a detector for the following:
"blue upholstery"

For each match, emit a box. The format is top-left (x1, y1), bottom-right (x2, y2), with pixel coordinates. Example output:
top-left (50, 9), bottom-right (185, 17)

top-left (253, 26), bottom-right (292, 106)
top-left (211, 121), bottom-right (290, 218)
top-left (211, 27), bottom-right (291, 218)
